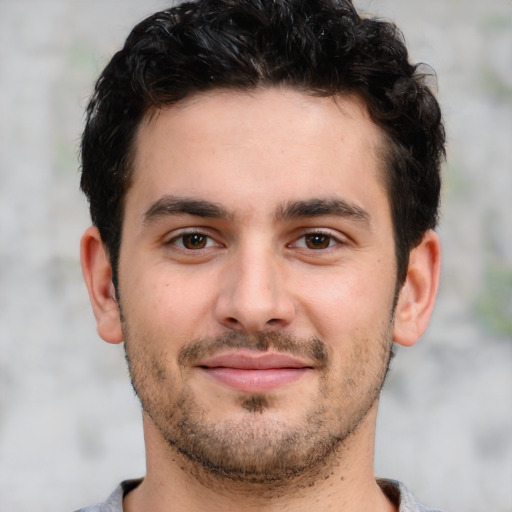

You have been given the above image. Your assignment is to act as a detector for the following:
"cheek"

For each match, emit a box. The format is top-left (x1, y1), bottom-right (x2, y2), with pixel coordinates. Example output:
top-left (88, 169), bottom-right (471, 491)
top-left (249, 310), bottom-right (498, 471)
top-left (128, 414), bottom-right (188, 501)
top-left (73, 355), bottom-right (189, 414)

top-left (297, 265), bottom-right (395, 339)
top-left (123, 265), bottom-right (217, 339)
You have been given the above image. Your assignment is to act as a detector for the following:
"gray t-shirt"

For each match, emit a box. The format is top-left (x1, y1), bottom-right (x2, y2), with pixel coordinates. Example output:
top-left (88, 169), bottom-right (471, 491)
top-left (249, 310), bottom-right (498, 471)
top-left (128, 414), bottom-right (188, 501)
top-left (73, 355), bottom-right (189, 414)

top-left (74, 478), bottom-right (442, 512)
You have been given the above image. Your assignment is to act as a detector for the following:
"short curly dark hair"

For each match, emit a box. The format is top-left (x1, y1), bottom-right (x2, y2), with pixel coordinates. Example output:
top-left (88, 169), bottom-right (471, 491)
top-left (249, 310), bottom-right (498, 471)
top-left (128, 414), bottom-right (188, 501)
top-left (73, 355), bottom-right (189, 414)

top-left (81, 0), bottom-right (445, 288)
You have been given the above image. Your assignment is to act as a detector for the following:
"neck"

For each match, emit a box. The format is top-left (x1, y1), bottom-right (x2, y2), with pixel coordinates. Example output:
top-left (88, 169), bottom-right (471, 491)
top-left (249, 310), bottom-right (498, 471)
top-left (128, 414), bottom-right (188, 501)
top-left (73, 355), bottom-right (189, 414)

top-left (124, 404), bottom-right (396, 512)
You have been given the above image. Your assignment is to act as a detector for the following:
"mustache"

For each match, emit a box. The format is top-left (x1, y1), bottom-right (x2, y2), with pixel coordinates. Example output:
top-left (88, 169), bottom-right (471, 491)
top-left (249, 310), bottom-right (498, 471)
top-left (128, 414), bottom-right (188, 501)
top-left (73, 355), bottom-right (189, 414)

top-left (178, 331), bottom-right (329, 368)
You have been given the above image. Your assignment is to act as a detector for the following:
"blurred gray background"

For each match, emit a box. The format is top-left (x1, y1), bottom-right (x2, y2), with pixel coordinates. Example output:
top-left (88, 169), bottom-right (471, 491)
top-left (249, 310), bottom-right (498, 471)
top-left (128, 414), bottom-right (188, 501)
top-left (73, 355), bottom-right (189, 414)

top-left (0, 1), bottom-right (511, 511)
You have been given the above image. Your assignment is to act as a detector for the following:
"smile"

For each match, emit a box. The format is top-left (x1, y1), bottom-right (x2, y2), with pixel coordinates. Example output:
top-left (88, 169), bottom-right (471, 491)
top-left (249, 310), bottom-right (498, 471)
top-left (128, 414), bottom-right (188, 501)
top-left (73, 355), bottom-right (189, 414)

top-left (196, 350), bottom-right (313, 393)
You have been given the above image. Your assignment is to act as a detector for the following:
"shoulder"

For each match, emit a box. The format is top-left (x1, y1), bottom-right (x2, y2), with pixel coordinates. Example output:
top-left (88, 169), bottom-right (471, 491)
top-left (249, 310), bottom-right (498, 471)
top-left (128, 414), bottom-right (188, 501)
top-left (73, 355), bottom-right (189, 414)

top-left (378, 479), bottom-right (443, 512)
top-left (73, 479), bottom-right (143, 512)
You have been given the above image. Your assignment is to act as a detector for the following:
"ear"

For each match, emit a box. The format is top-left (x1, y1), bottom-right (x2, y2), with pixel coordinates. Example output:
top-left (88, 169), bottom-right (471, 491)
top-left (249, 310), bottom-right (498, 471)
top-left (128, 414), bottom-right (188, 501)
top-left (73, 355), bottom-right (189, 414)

top-left (393, 230), bottom-right (441, 347)
top-left (80, 226), bottom-right (124, 344)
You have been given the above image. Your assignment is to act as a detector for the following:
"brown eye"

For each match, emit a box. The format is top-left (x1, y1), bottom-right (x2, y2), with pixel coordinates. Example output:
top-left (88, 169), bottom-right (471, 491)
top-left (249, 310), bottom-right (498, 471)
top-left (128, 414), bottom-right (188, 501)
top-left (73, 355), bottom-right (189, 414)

top-left (181, 233), bottom-right (208, 249)
top-left (304, 233), bottom-right (332, 249)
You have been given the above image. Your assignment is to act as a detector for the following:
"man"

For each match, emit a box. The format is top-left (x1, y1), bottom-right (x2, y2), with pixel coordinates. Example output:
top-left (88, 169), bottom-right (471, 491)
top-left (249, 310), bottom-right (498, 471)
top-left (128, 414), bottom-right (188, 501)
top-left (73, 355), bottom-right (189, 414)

top-left (77, 0), bottom-right (445, 510)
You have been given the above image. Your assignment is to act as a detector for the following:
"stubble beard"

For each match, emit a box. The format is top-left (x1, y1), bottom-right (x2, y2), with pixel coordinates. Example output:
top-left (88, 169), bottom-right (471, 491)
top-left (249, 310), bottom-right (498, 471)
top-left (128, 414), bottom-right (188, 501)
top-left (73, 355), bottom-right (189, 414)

top-left (123, 325), bottom-right (394, 490)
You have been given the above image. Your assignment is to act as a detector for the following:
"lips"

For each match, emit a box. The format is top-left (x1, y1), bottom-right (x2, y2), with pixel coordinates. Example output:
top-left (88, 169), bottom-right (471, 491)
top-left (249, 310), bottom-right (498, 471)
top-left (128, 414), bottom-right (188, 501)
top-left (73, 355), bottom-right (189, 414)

top-left (196, 350), bottom-right (313, 393)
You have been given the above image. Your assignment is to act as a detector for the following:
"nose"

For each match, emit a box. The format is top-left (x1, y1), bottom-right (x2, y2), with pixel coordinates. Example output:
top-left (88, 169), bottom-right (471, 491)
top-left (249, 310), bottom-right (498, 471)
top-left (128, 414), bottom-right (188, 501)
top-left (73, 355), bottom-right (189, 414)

top-left (214, 243), bottom-right (295, 332)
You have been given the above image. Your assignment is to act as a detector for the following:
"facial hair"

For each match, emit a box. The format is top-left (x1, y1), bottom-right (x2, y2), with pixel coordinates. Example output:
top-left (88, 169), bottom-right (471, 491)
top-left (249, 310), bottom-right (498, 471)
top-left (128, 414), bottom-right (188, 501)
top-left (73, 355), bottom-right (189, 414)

top-left (123, 326), bottom-right (394, 487)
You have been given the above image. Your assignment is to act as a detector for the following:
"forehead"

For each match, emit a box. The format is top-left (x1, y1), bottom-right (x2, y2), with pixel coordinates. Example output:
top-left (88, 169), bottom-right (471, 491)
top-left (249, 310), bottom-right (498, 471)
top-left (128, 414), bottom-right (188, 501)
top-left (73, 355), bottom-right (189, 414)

top-left (128, 87), bottom-right (387, 220)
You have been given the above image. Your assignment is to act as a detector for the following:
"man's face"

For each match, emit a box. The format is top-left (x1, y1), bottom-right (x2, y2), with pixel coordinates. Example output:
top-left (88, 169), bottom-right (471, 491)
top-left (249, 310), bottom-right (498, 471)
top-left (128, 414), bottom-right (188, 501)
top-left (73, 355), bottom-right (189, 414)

top-left (117, 88), bottom-right (398, 482)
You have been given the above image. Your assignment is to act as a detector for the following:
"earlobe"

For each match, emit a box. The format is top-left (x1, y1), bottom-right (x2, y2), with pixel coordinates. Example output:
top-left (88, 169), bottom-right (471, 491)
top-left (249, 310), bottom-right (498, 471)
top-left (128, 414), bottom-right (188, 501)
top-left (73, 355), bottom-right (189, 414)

top-left (80, 226), bottom-right (124, 344)
top-left (393, 230), bottom-right (441, 347)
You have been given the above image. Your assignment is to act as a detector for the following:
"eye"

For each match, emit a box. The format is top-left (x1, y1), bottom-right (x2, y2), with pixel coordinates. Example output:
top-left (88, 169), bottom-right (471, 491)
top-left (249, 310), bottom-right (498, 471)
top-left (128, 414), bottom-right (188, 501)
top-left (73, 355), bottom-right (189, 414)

top-left (292, 232), bottom-right (342, 250)
top-left (170, 232), bottom-right (218, 250)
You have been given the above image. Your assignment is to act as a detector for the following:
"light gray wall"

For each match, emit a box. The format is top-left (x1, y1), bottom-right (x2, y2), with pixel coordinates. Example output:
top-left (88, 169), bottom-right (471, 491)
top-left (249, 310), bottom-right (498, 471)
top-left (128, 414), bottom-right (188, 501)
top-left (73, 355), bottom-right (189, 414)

top-left (0, 1), bottom-right (510, 510)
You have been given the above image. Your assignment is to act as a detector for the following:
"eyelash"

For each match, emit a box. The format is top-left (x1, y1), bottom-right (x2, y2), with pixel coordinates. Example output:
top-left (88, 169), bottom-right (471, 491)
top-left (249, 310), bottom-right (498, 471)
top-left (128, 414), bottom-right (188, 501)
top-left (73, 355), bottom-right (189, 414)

top-left (167, 231), bottom-right (221, 250)
top-left (166, 230), bottom-right (346, 252)
top-left (289, 231), bottom-right (344, 250)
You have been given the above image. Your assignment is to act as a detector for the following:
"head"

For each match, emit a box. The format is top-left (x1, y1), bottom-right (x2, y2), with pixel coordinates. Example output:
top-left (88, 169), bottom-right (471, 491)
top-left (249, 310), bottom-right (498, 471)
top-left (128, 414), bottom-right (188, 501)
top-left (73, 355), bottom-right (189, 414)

top-left (80, 0), bottom-right (445, 291)
top-left (79, 0), bottom-right (444, 489)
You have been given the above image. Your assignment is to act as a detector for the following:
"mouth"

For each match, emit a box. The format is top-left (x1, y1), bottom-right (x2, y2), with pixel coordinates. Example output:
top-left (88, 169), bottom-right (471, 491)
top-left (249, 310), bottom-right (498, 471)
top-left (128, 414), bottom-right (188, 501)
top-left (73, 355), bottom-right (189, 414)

top-left (196, 350), bottom-right (314, 393)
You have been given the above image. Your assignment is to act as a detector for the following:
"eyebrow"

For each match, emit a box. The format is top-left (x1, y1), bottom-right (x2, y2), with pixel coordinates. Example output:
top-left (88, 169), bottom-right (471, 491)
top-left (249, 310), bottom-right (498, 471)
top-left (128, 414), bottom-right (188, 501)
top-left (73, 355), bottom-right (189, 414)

top-left (143, 196), bottom-right (231, 224)
top-left (143, 195), bottom-right (371, 227)
top-left (275, 197), bottom-right (371, 225)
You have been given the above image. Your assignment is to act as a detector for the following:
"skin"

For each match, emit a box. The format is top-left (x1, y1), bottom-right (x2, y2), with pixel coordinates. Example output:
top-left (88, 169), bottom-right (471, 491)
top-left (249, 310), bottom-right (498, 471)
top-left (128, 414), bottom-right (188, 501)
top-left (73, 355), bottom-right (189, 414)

top-left (81, 87), bottom-right (441, 512)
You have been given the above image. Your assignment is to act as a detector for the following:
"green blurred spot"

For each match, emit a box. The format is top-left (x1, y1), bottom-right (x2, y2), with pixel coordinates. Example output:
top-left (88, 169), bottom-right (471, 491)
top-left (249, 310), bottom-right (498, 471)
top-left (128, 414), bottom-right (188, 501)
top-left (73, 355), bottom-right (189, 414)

top-left (66, 41), bottom-right (100, 75)
top-left (480, 68), bottom-right (512, 103)
top-left (482, 15), bottom-right (512, 33)
top-left (442, 159), bottom-right (470, 200)
top-left (53, 135), bottom-right (78, 177)
top-left (476, 261), bottom-right (512, 339)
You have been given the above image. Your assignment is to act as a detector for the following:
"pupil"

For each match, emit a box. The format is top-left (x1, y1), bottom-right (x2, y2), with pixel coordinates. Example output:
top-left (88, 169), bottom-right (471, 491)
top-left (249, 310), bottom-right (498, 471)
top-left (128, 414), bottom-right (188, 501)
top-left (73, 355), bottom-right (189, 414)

top-left (306, 234), bottom-right (329, 249)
